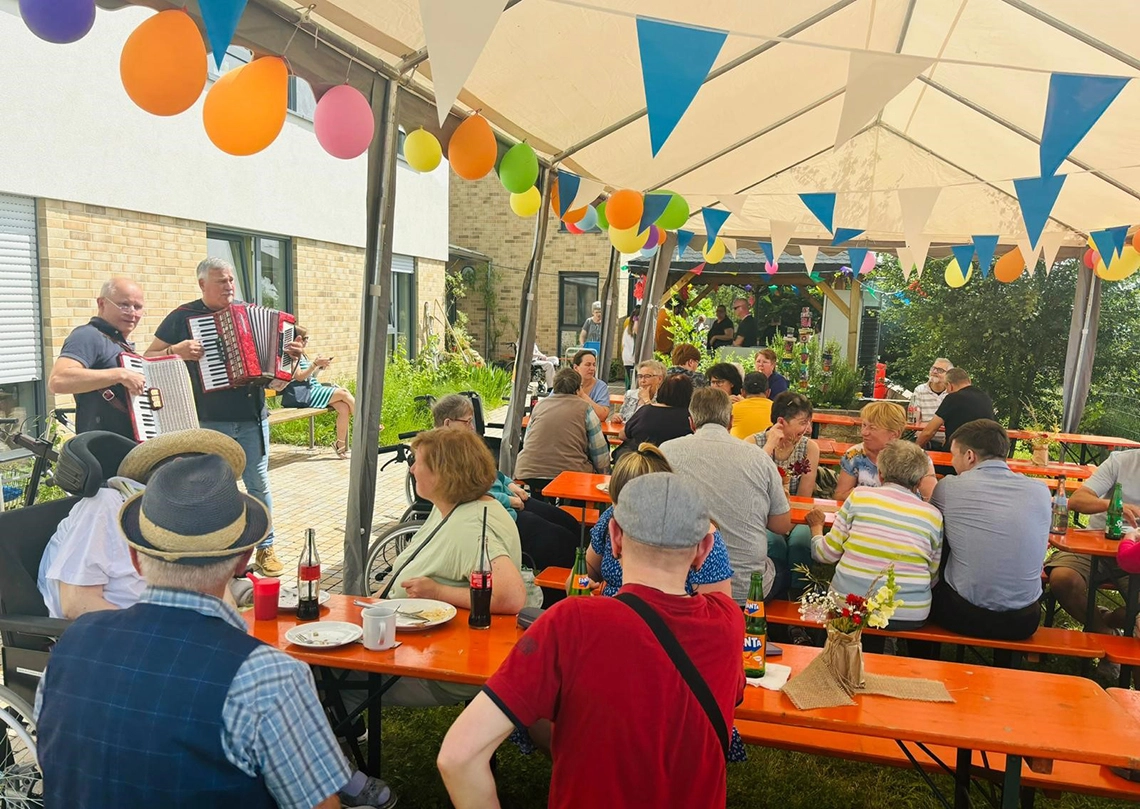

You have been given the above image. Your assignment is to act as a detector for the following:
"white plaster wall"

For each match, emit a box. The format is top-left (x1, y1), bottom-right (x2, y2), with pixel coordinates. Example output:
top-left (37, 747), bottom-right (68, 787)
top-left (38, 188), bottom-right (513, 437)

top-left (0, 2), bottom-right (448, 260)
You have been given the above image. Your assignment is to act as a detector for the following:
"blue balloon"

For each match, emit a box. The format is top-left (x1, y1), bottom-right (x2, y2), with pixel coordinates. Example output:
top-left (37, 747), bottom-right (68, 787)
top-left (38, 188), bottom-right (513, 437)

top-left (579, 205), bottom-right (598, 232)
top-left (20, 0), bottom-right (95, 43)
top-left (639, 246), bottom-right (659, 258)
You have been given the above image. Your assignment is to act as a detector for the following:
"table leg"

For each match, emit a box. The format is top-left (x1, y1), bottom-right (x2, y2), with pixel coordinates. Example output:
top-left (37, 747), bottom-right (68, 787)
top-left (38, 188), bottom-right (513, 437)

top-left (368, 673), bottom-right (383, 775)
top-left (1001, 755), bottom-right (1022, 809)
top-left (1084, 556), bottom-right (1100, 632)
top-left (954, 747), bottom-right (972, 809)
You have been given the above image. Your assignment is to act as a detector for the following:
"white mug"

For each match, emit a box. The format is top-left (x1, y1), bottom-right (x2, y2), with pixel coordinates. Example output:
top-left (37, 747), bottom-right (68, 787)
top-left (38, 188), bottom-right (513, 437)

top-left (362, 605), bottom-right (397, 651)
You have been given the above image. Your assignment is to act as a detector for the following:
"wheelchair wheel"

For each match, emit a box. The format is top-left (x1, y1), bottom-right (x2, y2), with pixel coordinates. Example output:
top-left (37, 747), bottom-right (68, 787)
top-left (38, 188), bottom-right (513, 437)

top-left (0, 684), bottom-right (41, 807)
top-left (365, 520), bottom-right (425, 597)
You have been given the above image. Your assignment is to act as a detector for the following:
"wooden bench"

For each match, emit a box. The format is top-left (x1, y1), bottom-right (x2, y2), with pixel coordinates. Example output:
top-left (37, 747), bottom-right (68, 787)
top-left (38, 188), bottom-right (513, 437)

top-left (558, 505), bottom-right (600, 526)
top-left (265, 390), bottom-right (327, 449)
top-left (735, 720), bottom-right (1140, 802)
top-left (534, 565), bottom-right (571, 591)
top-left (764, 599), bottom-right (1107, 665)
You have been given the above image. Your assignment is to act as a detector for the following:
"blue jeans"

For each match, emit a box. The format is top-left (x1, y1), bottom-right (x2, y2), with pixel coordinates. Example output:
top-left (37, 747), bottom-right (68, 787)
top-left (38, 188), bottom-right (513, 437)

top-left (766, 525), bottom-right (813, 593)
top-left (201, 419), bottom-right (273, 549)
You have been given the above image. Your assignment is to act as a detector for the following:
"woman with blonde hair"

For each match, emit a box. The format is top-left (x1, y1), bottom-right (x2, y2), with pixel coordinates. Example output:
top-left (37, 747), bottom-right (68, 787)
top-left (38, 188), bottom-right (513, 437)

top-left (280, 324), bottom-right (356, 458)
top-left (833, 400), bottom-right (936, 502)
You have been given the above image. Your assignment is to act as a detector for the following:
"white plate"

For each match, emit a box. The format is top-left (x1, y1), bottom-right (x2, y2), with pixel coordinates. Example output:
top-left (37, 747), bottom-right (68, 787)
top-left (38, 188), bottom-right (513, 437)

top-left (384, 598), bottom-right (458, 632)
top-left (596, 482), bottom-right (609, 492)
top-left (278, 588), bottom-right (332, 611)
top-left (284, 621), bottom-right (363, 649)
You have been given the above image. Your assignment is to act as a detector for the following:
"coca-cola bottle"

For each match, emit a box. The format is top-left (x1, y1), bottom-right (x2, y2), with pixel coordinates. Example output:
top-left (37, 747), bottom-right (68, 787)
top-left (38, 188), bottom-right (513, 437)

top-left (296, 528), bottom-right (321, 621)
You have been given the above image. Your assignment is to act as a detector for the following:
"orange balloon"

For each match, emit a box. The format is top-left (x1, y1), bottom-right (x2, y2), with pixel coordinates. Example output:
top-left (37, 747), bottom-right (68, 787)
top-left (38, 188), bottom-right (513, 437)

top-left (448, 114), bottom-right (497, 180)
top-left (203, 57), bottom-right (287, 156)
top-left (1133, 228), bottom-right (1140, 254)
top-left (993, 248), bottom-right (1025, 283)
top-left (563, 206), bottom-right (587, 224)
top-left (607, 189), bottom-right (643, 230)
top-left (120, 9), bottom-right (206, 116)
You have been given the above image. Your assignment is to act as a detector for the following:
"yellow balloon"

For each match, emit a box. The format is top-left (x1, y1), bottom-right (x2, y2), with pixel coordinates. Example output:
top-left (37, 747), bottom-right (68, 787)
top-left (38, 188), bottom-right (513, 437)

top-left (1095, 244), bottom-right (1140, 281)
top-left (509, 186), bottom-right (541, 217)
top-left (993, 249), bottom-right (1025, 283)
top-left (610, 224), bottom-right (650, 253)
top-left (702, 238), bottom-right (726, 264)
top-left (404, 128), bottom-right (442, 172)
top-left (944, 259), bottom-right (972, 288)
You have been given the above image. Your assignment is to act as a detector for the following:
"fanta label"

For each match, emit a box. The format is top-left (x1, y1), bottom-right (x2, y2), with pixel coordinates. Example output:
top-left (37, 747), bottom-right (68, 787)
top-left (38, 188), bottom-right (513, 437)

top-left (744, 599), bottom-right (762, 616)
top-left (575, 575), bottom-right (590, 590)
top-left (743, 635), bottom-right (764, 654)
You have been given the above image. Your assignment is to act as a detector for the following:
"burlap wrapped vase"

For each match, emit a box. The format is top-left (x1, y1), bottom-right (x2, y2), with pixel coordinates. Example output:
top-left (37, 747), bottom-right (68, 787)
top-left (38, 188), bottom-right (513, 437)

top-left (821, 625), bottom-right (865, 692)
top-left (1032, 445), bottom-right (1050, 465)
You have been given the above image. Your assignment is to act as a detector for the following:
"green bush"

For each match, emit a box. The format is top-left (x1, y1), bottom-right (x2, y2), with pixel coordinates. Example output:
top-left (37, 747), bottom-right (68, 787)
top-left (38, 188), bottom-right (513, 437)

top-left (269, 341), bottom-right (512, 448)
top-left (768, 334), bottom-right (861, 410)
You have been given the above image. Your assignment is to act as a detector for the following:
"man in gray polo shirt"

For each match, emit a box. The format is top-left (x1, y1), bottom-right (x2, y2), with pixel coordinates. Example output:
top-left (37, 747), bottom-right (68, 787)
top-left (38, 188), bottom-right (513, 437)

top-left (660, 387), bottom-right (792, 603)
top-left (1047, 448), bottom-right (1140, 634)
top-left (930, 420), bottom-right (1049, 641)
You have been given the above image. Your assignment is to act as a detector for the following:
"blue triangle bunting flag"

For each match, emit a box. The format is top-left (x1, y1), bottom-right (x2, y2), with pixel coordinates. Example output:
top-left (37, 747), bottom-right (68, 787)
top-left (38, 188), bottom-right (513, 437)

top-left (1110, 225), bottom-right (1129, 259)
top-left (701, 208), bottom-right (731, 245)
top-left (1089, 228), bottom-right (1118, 266)
top-left (757, 241), bottom-right (775, 264)
top-left (556, 171), bottom-right (581, 219)
top-left (950, 244), bottom-right (975, 279)
top-left (846, 247), bottom-right (868, 274)
top-left (1040, 73), bottom-right (1130, 177)
top-left (636, 17), bottom-right (728, 157)
top-left (831, 227), bottom-right (864, 246)
top-left (799, 193), bottom-right (837, 233)
top-left (639, 192), bottom-right (674, 234)
top-left (676, 230), bottom-right (695, 257)
top-left (971, 235), bottom-right (1000, 279)
top-left (1012, 174), bottom-right (1066, 249)
top-left (200, 0), bottom-right (249, 71)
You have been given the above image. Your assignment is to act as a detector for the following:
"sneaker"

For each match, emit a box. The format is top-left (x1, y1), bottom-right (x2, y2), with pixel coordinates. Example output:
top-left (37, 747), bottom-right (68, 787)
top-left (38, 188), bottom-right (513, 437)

top-left (340, 776), bottom-right (397, 808)
top-left (255, 547), bottom-right (284, 577)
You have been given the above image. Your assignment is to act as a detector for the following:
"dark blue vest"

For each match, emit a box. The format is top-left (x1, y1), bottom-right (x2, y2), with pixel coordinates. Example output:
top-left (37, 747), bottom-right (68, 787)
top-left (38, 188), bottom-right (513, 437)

top-left (38, 602), bottom-right (277, 808)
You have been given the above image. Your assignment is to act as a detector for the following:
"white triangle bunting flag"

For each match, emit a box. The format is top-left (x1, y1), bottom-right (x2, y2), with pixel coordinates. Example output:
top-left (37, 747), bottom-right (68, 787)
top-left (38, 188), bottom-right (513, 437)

top-left (834, 52), bottom-right (934, 149)
top-left (769, 221), bottom-right (797, 265)
top-left (720, 194), bottom-right (754, 225)
top-left (569, 178), bottom-right (606, 213)
top-left (800, 244), bottom-right (820, 275)
top-left (908, 236), bottom-right (932, 280)
top-left (896, 246), bottom-right (914, 282)
top-left (1016, 235), bottom-right (1043, 275)
top-left (1039, 231), bottom-right (1066, 275)
top-left (897, 187), bottom-right (941, 247)
top-left (722, 237), bottom-right (737, 257)
top-left (420, 0), bottom-right (506, 127)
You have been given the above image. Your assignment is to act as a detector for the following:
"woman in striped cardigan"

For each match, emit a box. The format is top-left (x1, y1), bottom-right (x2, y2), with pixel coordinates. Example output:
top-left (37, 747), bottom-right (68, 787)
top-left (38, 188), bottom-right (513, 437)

top-left (806, 440), bottom-right (943, 629)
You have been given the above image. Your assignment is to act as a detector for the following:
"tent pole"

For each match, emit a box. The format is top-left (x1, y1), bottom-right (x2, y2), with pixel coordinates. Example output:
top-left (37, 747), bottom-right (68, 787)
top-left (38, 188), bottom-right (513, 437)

top-left (847, 278), bottom-right (861, 369)
top-left (597, 247), bottom-right (622, 382)
top-left (1063, 270), bottom-right (1100, 433)
top-left (342, 77), bottom-right (400, 595)
top-left (635, 234), bottom-right (676, 363)
top-left (498, 169), bottom-right (554, 477)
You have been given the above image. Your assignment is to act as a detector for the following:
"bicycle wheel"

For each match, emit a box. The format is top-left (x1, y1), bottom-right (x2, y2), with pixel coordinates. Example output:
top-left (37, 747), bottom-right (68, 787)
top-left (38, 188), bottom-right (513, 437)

top-left (0, 684), bottom-right (41, 807)
top-left (365, 521), bottom-right (424, 597)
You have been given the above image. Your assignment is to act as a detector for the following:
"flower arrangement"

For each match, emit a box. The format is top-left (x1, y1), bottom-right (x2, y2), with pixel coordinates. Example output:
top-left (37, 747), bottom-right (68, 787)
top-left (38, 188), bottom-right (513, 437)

top-left (1021, 400), bottom-right (1059, 462)
top-left (794, 564), bottom-right (903, 633)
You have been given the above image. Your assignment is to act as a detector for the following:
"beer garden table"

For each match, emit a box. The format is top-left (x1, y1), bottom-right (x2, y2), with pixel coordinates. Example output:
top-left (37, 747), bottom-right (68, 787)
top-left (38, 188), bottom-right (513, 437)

top-left (1049, 528), bottom-right (1140, 651)
top-left (248, 596), bottom-right (1140, 809)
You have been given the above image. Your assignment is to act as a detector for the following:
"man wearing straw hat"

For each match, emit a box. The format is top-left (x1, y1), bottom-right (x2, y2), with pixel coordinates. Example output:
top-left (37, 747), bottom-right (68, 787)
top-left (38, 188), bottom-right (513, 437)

top-left (34, 452), bottom-right (397, 808)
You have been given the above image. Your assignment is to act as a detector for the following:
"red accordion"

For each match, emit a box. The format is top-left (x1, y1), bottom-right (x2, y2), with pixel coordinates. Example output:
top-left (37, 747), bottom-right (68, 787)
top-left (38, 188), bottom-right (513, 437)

top-left (187, 303), bottom-right (296, 392)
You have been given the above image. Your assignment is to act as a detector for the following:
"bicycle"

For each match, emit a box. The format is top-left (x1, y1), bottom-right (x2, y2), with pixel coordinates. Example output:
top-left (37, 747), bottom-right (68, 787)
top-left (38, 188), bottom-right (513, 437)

top-left (1, 410), bottom-right (74, 510)
top-left (0, 683), bottom-right (41, 806)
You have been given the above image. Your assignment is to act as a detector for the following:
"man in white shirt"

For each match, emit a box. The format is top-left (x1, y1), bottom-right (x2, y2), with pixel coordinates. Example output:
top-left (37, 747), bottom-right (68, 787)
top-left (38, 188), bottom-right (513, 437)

top-left (909, 358), bottom-right (953, 448)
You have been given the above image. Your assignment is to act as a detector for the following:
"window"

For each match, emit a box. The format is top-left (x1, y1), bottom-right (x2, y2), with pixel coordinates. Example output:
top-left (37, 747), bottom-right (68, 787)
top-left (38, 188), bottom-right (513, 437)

top-left (388, 255), bottom-right (416, 357)
top-left (0, 193), bottom-right (43, 430)
top-left (557, 273), bottom-right (599, 357)
top-left (208, 46), bottom-right (316, 121)
top-left (206, 229), bottom-right (293, 312)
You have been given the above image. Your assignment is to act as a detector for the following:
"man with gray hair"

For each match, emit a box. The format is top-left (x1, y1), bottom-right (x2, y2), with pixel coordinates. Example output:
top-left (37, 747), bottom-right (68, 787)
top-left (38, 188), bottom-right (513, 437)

top-left (438, 472), bottom-right (744, 808)
top-left (660, 387), bottom-right (792, 603)
top-left (48, 277), bottom-right (155, 438)
top-left (916, 368), bottom-right (995, 450)
top-left (34, 452), bottom-right (397, 808)
top-left (909, 357), bottom-right (953, 448)
top-left (144, 258), bottom-right (300, 576)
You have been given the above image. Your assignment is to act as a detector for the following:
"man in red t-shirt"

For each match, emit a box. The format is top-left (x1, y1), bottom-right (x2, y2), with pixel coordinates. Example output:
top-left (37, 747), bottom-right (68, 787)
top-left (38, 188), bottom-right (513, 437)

top-left (438, 473), bottom-right (745, 809)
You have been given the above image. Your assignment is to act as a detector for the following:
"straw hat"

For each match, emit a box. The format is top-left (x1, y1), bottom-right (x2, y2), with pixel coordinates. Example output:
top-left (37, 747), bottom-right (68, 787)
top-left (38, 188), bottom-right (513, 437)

top-left (119, 454), bottom-right (268, 565)
top-left (117, 428), bottom-right (245, 483)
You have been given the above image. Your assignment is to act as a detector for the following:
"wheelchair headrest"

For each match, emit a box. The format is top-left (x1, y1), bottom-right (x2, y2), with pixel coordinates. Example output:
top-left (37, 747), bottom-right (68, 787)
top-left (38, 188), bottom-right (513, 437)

top-left (458, 391), bottom-right (485, 434)
top-left (56, 431), bottom-right (138, 498)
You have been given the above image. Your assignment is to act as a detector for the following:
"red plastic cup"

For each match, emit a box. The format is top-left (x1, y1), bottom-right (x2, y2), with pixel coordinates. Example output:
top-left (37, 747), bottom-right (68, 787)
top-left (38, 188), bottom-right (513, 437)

top-left (252, 576), bottom-right (281, 621)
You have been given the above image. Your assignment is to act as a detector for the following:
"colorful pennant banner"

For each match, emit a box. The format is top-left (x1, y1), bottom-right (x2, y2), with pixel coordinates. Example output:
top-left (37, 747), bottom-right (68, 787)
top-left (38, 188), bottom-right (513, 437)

top-left (769, 221), bottom-right (797, 265)
top-left (799, 193), bottom-right (836, 233)
top-left (1012, 174), bottom-right (1066, 249)
top-left (800, 245), bottom-right (819, 275)
top-left (757, 241), bottom-right (775, 265)
top-left (701, 207), bottom-right (731, 244)
top-left (638, 191), bottom-right (673, 234)
top-left (556, 170), bottom-right (581, 219)
top-left (420, 0), bottom-right (506, 127)
top-left (676, 229), bottom-right (695, 257)
top-left (846, 246), bottom-right (868, 274)
top-left (971, 235), bottom-right (999, 279)
top-left (200, 0), bottom-right (248, 71)
top-left (950, 244), bottom-right (976, 279)
top-left (1039, 72), bottom-right (1130, 177)
top-left (834, 51), bottom-right (933, 149)
top-left (1039, 231), bottom-right (1066, 275)
top-left (831, 227), bottom-right (864, 246)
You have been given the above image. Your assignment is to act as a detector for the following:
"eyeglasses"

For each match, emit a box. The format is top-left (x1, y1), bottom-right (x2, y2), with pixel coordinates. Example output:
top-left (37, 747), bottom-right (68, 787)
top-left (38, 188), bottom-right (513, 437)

top-left (453, 416), bottom-right (475, 426)
top-left (102, 298), bottom-right (143, 315)
top-left (636, 373), bottom-right (662, 380)
top-left (930, 367), bottom-right (948, 375)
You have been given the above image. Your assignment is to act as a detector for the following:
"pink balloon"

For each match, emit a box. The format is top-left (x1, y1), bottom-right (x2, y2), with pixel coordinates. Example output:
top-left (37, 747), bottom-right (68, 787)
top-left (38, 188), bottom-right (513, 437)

top-left (860, 250), bottom-right (877, 274)
top-left (566, 220), bottom-right (584, 235)
top-left (314, 84), bottom-right (375, 159)
top-left (643, 224), bottom-right (661, 250)
top-left (1119, 537), bottom-right (1140, 574)
top-left (765, 261), bottom-right (777, 275)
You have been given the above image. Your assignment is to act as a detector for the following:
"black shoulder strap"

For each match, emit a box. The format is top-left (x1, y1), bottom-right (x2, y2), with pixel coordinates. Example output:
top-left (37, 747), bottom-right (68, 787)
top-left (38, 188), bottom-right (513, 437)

top-left (614, 592), bottom-right (730, 759)
top-left (379, 508), bottom-right (456, 599)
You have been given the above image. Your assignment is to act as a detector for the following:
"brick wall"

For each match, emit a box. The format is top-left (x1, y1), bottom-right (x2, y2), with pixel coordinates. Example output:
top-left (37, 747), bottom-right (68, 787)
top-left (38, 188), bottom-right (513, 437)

top-left (416, 257), bottom-right (447, 353)
top-left (38, 199), bottom-right (205, 408)
top-left (448, 172), bottom-right (613, 363)
top-left (293, 238), bottom-right (366, 378)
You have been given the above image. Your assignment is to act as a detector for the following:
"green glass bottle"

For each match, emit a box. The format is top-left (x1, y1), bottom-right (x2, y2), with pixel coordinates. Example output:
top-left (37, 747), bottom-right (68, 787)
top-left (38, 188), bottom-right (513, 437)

top-left (743, 571), bottom-right (767, 678)
top-left (568, 546), bottom-right (592, 596)
top-left (1106, 482), bottom-right (1126, 540)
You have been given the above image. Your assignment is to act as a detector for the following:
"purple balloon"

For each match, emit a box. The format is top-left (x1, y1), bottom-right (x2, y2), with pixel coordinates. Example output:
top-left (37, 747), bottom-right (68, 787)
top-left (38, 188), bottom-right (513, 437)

top-left (20, 0), bottom-right (96, 43)
top-left (643, 224), bottom-right (662, 250)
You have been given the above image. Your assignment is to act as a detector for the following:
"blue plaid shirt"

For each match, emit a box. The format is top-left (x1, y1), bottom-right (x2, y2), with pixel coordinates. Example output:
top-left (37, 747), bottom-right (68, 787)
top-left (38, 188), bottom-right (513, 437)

top-left (36, 587), bottom-right (351, 809)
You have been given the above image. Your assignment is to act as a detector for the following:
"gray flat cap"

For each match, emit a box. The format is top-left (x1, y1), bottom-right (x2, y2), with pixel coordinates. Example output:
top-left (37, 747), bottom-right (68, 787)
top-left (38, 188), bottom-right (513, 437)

top-left (612, 472), bottom-right (711, 549)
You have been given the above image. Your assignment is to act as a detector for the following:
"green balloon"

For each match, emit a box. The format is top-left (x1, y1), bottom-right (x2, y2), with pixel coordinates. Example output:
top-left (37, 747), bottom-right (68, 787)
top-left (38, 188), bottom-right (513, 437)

top-left (655, 190), bottom-right (690, 230)
top-left (596, 201), bottom-right (609, 230)
top-left (498, 142), bottom-right (539, 194)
